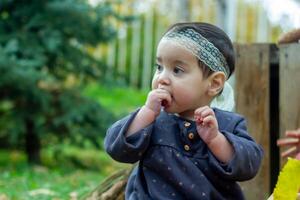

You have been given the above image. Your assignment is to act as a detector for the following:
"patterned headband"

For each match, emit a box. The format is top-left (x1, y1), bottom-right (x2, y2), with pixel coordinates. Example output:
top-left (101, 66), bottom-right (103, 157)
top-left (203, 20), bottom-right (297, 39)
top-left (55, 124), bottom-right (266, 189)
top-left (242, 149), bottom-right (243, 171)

top-left (161, 28), bottom-right (230, 78)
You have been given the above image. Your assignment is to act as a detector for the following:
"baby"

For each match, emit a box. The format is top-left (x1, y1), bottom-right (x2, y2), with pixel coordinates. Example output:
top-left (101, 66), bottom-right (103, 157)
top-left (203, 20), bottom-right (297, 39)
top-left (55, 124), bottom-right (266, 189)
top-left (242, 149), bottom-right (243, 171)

top-left (105, 22), bottom-right (263, 200)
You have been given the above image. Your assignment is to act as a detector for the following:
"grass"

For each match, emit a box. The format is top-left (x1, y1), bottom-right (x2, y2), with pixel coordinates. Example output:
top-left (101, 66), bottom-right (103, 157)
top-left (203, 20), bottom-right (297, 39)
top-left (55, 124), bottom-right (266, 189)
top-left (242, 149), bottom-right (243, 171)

top-left (0, 148), bottom-right (129, 200)
top-left (0, 163), bottom-right (103, 200)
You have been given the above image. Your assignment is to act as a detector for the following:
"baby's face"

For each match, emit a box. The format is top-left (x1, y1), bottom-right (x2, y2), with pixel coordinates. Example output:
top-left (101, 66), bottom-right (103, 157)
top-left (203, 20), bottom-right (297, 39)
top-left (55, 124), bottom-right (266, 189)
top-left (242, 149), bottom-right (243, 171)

top-left (152, 40), bottom-right (211, 119)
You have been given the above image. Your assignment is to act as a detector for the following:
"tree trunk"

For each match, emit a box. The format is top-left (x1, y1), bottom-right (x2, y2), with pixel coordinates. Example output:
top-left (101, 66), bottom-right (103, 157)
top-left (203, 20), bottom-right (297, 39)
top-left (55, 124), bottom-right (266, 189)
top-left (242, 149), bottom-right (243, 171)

top-left (25, 118), bottom-right (41, 164)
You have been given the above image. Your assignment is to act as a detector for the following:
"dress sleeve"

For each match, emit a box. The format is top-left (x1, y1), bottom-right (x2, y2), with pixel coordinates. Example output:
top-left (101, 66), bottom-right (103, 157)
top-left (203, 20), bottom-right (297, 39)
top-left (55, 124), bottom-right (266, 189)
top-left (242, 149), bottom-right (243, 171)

top-left (207, 116), bottom-right (264, 181)
top-left (104, 109), bottom-right (153, 164)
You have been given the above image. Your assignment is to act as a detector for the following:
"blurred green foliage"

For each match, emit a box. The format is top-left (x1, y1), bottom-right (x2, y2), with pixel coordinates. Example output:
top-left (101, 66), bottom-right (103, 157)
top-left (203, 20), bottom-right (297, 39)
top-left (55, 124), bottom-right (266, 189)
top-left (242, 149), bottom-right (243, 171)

top-left (0, 79), bottom-right (147, 198)
top-left (0, 0), bottom-right (121, 164)
top-left (41, 142), bottom-right (127, 172)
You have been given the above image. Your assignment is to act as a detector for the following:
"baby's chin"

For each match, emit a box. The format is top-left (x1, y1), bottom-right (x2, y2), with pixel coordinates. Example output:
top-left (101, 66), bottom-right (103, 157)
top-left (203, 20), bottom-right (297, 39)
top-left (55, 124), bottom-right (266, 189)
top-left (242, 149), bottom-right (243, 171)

top-left (162, 105), bottom-right (174, 113)
top-left (162, 108), bottom-right (195, 120)
top-left (162, 106), bottom-right (181, 116)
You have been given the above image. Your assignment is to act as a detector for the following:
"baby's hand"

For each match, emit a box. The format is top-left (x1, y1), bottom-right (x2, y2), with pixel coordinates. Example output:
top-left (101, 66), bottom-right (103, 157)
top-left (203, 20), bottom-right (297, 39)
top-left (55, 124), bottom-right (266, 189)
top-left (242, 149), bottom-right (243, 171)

top-left (145, 88), bottom-right (172, 117)
top-left (194, 106), bottom-right (219, 144)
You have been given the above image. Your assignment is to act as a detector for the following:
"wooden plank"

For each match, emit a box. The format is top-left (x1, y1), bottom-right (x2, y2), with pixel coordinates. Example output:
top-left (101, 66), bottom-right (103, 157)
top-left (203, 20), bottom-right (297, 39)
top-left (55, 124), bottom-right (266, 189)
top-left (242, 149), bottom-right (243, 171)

top-left (279, 43), bottom-right (300, 166)
top-left (106, 40), bottom-right (116, 77)
top-left (142, 8), bottom-right (154, 89)
top-left (235, 44), bottom-right (270, 199)
top-left (116, 4), bottom-right (127, 81)
top-left (117, 25), bottom-right (127, 78)
top-left (129, 19), bottom-right (142, 88)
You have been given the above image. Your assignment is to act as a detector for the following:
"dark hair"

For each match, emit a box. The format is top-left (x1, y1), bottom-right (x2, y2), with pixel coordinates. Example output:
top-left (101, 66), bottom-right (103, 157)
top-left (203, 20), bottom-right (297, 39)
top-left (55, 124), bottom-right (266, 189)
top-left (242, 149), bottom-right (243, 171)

top-left (165, 22), bottom-right (235, 78)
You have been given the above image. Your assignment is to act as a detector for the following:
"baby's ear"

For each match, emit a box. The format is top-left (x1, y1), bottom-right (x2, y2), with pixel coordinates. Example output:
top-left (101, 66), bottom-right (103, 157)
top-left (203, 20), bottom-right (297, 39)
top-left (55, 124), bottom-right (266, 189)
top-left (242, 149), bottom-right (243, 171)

top-left (207, 72), bottom-right (226, 97)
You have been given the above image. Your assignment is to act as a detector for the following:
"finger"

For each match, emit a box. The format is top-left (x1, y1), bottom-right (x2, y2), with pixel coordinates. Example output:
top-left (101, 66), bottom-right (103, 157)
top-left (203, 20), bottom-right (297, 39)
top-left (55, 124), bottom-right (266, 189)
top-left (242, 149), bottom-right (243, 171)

top-left (277, 137), bottom-right (299, 146)
top-left (201, 115), bottom-right (217, 127)
top-left (151, 88), bottom-right (170, 98)
top-left (147, 90), bottom-right (171, 108)
top-left (198, 108), bottom-right (215, 119)
top-left (281, 146), bottom-right (298, 158)
top-left (155, 89), bottom-right (171, 98)
top-left (194, 106), bottom-right (210, 115)
top-left (285, 129), bottom-right (300, 138)
top-left (295, 153), bottom-right (300, 160)
top-left (195, 116), bottom-right (204, 125)
top-left (153, 88), bottom-right (170, 97)
top-left (194, 106), bottom-right (211, 122)
top-left (157, 92), bottom-right (172, 106)
top-left (195, 107), bottom-right (214, 123)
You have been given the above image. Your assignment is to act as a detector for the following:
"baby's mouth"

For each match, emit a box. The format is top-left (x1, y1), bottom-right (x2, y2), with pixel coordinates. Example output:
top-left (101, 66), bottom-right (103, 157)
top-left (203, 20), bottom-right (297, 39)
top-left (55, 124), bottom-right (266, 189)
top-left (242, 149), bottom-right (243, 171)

top-left (162, 100), bottom-right (168, 107)
top-left (162, 95), bottom-right (174, 108)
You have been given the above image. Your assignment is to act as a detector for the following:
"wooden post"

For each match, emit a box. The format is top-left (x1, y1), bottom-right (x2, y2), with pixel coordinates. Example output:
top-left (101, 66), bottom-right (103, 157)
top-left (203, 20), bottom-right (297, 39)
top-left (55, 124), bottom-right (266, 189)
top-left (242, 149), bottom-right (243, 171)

top-left (279, 43), bottom-right (300, 165)
top-left (129, 19), bottom-right (142, 88)
top-left (142, 8), bottom-right (154, 89)
top-left (117, 24), bottom-right (127, 79)
top-left (235, 44), bottom-right (271, 199)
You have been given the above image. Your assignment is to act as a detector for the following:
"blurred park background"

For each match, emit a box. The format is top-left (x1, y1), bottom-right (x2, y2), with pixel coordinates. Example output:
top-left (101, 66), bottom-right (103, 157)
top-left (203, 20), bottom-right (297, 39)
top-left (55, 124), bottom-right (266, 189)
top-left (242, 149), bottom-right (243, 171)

top-left (0, 0), bottom-right (299, 199)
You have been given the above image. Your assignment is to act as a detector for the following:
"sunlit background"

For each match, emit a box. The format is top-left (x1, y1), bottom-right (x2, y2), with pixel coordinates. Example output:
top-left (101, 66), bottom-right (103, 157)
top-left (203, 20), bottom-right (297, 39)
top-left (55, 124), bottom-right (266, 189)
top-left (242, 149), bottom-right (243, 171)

top-left (86, 0), bottom-right (300, 93)
top-left (91, 0), bottom-right (300, 40)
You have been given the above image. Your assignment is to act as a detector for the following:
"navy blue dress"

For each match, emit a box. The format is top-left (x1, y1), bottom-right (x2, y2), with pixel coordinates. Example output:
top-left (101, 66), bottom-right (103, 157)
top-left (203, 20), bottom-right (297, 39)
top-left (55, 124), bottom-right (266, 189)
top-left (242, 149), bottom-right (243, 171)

top-left (104, 108), bottom-right (263, 200)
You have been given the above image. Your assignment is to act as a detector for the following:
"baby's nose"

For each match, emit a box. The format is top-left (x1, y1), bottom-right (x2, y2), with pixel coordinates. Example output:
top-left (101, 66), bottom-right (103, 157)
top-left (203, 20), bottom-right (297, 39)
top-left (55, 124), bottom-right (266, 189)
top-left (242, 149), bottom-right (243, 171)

top-left (158, 71), bottom-right (170, 85)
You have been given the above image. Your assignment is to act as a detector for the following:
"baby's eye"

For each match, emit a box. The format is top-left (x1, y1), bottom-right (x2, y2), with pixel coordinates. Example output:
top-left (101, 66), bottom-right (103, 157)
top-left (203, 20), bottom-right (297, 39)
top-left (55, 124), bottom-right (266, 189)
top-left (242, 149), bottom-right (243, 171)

top-left (155, 63), bottom-right (163, 72)
top-left (173, 66), bottom-right (184, 75)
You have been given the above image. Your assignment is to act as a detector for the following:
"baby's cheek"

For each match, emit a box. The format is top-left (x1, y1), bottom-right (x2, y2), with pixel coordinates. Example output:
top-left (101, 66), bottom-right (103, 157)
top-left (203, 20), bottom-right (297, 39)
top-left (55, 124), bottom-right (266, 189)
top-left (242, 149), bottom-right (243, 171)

top-left (151, 78), bottom-right (158, 90)
top-left (175, 89), bottom-right (196, 105)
